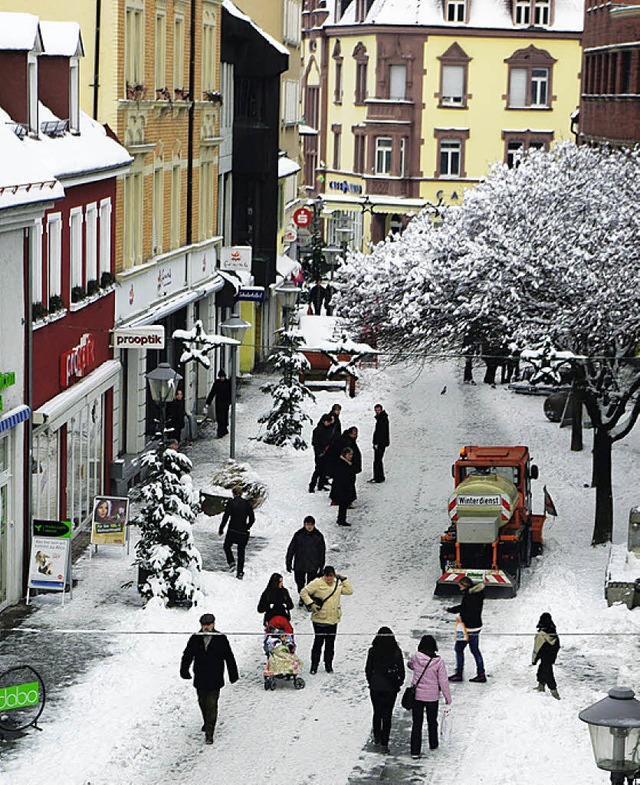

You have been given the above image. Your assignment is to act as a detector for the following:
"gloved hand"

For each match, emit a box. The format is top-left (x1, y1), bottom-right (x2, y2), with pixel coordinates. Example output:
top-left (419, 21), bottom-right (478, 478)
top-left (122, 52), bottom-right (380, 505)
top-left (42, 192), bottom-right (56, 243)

top-left (286, 567), bottom-right (293, 573)
top-left (180, 672), bottom-right (191, 680)
top-left (308, 604), bottom-right (319, 613)
top-left (218, 528), bottom-right (224, 537)
top-left (336, 574), bottom-right (347, 582)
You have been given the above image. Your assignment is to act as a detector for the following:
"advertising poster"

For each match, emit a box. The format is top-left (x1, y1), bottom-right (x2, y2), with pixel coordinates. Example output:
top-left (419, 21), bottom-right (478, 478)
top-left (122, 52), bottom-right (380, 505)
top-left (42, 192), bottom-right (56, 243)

top-left (90, 496), bottom-right (129, 546)
top-left (28, 536), bottom-right (69, 591)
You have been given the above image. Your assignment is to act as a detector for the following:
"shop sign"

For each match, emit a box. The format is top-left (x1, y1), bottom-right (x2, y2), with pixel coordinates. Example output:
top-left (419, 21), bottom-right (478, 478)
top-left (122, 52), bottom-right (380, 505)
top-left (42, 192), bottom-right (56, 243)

top-left (328, 180), bottom-right (363, 195)
top-left (33, 518), bottom-right (72, 538)
top-left (0, 370), bottom-right (16, 414)
top-left (237, 287), bottom-right (264, 303)
top-left (284, 228), bottom-right (297, 244)
top-left (188, 240), bottom-right (219, 287)
top-left (91, 496), bottom-right (130, 547)
top-left (113, 326), bottom-right (165, 350)
top-left (220, 246), bottom-right (252, 272)
top-left (293, 207), bottom-right (313, 228)
top-left (59, 334), bottom-right (97, 389)
top-left (115, 253), bottom-right (188, 323)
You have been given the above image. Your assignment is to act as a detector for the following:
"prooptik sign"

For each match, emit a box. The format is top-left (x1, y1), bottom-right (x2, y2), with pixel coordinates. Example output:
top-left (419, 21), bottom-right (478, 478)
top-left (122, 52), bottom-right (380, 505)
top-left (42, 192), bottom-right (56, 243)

top-left (112, 326), bottom-right (165, 350)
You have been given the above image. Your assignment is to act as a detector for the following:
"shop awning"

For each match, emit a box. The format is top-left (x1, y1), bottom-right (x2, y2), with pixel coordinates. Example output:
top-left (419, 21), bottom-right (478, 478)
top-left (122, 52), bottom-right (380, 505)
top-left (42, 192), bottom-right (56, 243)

top-left (0, 404), bottom-right (30, 435)
top-left (317, 193), bottom-right (433, 215)
top-left (125, 274), bottom-right (226, 328)
top-left (278, 155), bottom-right (300, 179)
top-left (33, 359), bottom-right (121, 431)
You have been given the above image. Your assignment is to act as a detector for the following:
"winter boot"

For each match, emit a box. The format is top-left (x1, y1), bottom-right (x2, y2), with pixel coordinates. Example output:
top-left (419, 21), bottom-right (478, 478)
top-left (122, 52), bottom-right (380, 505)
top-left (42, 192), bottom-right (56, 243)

top-left (448, 672), bottom-right (463, 682)
top-left (535, 683), bottom-right (546, 692)
top-left (308, 484), bottom-right (315, 493)
top-left (550, 689), bottom-right (561, 700)
top-left (205, 734), bottom-right (213, 744)
top-left (469, 673), bottom-right (487, 683)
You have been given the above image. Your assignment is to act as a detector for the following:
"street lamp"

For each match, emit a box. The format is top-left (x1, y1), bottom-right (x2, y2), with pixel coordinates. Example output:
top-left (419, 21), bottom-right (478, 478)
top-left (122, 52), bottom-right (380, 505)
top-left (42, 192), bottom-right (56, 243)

top-left (145, 363), bottom-right (183, 447)
top-left (275, 281), bottom-right (300, 332)
top-left (579, 687), bottom-right (640, 785)
top-left (219, 312), bottom-right (251, 460)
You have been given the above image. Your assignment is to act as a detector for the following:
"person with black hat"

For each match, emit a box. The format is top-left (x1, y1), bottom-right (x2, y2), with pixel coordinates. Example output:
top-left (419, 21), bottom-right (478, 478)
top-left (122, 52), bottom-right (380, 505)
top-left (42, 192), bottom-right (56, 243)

top-left (203, 369), bottom-right (232, 438)
top-left (532, 612), bottom-right (560, 699)
top-left (180, 613), bottom-right (239, 744)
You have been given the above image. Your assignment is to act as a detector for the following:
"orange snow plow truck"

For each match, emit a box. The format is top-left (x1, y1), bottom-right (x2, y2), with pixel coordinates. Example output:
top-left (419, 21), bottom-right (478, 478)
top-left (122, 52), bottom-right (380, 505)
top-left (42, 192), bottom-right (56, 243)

top-left (434, 446), bottom-right (546, 599)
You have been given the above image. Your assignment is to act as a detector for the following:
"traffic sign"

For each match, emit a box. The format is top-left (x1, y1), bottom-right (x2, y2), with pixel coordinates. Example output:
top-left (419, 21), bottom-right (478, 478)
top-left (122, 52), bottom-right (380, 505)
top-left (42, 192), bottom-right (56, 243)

top-left (293, 207), bottom-right (313, 228)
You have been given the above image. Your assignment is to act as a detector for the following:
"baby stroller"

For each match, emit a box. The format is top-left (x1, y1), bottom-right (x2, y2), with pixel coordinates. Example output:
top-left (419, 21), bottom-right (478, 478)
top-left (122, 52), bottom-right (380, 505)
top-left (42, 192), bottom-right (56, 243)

top-left (263, 615), bottom-right (305, 691)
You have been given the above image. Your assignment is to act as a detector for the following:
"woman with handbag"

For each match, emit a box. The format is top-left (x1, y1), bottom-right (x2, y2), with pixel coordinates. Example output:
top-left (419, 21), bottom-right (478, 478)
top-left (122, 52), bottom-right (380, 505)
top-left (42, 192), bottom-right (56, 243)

top-left (365, 626), bottom-right (405, 754)
top-left (406, 635), bottom-right (451, 759)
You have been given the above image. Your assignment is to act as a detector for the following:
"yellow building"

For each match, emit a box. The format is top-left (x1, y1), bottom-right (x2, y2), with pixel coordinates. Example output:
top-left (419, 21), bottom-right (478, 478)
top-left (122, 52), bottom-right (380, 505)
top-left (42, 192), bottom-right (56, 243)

top-left (302, 0), bottom-right (582, 248)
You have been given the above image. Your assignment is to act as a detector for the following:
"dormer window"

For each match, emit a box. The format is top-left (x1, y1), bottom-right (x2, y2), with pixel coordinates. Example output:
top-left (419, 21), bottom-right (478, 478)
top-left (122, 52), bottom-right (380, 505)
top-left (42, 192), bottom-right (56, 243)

top-left (514, 1), bottom-right (552, 26)
top-left (69, 57), bottom-right (80, 133)
top-left (514, 0), bottom-right (531, 25)
top-left (534, 0), bottom-right (551, 25)
top-left (27, 51), bottom-right (39, 135)
top-left (446, 0), bottom-right (467, 23)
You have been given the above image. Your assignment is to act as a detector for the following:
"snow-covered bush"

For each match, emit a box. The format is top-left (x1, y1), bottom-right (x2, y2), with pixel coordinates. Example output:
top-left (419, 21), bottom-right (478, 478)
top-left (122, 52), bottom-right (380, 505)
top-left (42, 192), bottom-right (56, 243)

top-left (134, 447), bottom-right (202, 606)
top-left (210, 459), bottom-right (268, 509)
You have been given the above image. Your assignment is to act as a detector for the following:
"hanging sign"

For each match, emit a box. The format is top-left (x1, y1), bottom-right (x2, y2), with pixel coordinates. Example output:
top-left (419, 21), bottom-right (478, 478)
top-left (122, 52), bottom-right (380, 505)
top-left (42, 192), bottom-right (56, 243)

top-left (237, 286), bottom-right (265, 303)
top-left (112, 326), bottom-right (165, 350)
top-left (220, 246), bottom-right (252, 272)
top-left (293, 207), bottom-right (313, 228)
top-left (90, 496), bottom-right (130, 547)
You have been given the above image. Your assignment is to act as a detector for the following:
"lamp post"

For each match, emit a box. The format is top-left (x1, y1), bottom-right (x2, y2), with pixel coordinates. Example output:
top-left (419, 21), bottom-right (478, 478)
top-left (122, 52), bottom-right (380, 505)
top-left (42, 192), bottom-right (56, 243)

top-left (219, 312), bottom-right (251, 460)
top-left (579, 687), bottom-right (640, 785)
top-left (145, 363), bottom-right (183, 447)
top-left (275, 281), bottom-right (300, 333)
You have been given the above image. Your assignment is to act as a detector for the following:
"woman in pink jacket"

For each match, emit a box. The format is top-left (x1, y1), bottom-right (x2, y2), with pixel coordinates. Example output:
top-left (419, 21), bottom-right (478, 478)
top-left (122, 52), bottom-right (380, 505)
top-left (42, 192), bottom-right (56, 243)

top-left (407, 634), bottom-right (452, 759)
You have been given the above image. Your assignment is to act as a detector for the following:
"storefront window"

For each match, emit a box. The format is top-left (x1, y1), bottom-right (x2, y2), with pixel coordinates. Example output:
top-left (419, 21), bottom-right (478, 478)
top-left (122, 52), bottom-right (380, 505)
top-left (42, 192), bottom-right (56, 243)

top-left (0, 437), bottom-right (7, 473)
top-left (66, 397), bottom-right (103, 531)
top-left (0, 437), bottom-right (8, 605)
top-left (33, 430), bottom-right (60, 520)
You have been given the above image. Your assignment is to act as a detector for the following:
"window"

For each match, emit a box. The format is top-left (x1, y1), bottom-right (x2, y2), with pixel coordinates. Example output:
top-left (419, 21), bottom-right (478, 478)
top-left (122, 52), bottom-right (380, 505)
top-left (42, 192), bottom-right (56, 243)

top-left (389, 65), bottom-right (407, 100)
top-left (69, 207), bottom-right (84, 290)
top-left (354, 133), bottom-right (365, 174)
top-left (284, 0), bottom-right (301, 45)
top-left (85, 203), bottom-right (98, 286)
top-left (506, 46), bottom-right (556, 109)
top-left (69, 59), bottom-right (80, 133)
top-left (155, 12), bottom-right (166, 91)
top-left (515, 0), bottom-right (531, 25)
top-left (30, 222), bottom-right (43, 305)
top-left (199, 151), bottom-right (215, 240)
top-left (506, 141), bottom-right (524, 168)
top-left (446, 0), bottom-right (466, 22)
top-left (123, 169), bottom-right (143, 267)
top-left (620, 50), bottom-right (632, 95)
top-left (439, 140), bottom-right (461, 177)
top-left (28, 53), bottom-right (38, 134)
top-left (202, 7), bottom-right (217, 93)
top-left (47, 213), bottom-right (62, 299)
top-left (441, 65), bottom-right (465, 106)
top-left (355, 62), bottom-right (367, 103)
top-left (399, 137), bottom-right (407, 177)
top-left (282, 79), bottom-right (301, 125)
top-left (534, 0), bottom-right (551, 25)
top-left (125, 3), bottom-right (144, 87)
top-left (332, 125), bottom-right (341, 170)
top-left (174, 15), bottom-right (185, 90)
top-left (306, 85), bottom-right (319, 129)
top-left (171, 159), bottom-right (181, 249)
top-left (99, 198), bottom-right (112, 276)
top-left (152, 162), bottom-right (164, 255)
top-left (502, 131), bottom-right (553, 167)
top-left (334, 61), bottom-right (343, 104)
top-left (375, 137), bottom-right (392, 175)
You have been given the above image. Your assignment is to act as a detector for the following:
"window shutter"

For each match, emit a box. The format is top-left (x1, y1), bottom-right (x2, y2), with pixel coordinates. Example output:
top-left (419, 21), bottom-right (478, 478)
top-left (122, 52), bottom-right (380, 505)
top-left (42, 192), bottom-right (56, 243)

top-left (509, 68), bottom-right (527, 107)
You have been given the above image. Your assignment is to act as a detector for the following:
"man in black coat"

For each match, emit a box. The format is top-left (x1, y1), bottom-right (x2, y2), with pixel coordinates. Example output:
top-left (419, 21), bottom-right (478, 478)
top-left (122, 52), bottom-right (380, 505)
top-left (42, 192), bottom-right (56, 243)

top-left (309, 415), bottom-right (334, 493)
top-left (446, 576), bottom-right (486, 682)
top-left (370, 404), bottom-right (390, 483)
top-left (286, 515), bottom-right (326, 601)
top-left (203, 370), bottom-right (232, 438)
top-left (219, 487), bottom-right (255, 579)
top-left (180, 613), bottom-right (239, 744)
top-left (330, 447), bottom-right (357, 526)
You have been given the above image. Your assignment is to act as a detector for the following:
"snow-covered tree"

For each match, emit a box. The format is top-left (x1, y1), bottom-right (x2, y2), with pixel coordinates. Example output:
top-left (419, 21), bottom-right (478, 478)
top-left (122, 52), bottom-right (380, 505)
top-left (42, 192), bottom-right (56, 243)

top-left (134, 447), bottom-right (202, 606)
top-left (336, 142), bottom-right (640, 544)
top-left (257, 330), bottom-right (315, 449)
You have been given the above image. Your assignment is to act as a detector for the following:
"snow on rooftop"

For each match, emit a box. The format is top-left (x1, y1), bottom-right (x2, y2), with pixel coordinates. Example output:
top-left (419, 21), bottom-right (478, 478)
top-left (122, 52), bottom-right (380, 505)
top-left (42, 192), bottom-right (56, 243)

top-left (329, 0), bottom-right (583, 32)
top-left (0, 11), bottom-right (41, 51)
top-left (222, 0), bottom-right (290, 56)
top-left (0, 120), bottom-right (63, 210)
top-left (40, 21), bottom-right (84, 58)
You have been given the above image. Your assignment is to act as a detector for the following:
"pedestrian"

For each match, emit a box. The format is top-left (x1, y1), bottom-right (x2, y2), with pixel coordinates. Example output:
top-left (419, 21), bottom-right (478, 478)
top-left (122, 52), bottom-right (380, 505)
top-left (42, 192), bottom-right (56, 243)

top-left (407, 635), bottom-right (452, 759)
top-left (365, 626), bottom-right (405, 754)
top-left (532, 612), bottom-right (560, 699)
top-left (446, 576), bottom-right (486, 683)
top-left (166, 388), bottom-right (186, 444)
top-left (218, 487), bottom-right (255, 579)
top-left (370, 404), bottom-right (390, 483)
top-left (203, 369), bottom-right (232, 438)
top-left (324, 283), bottom-right (336, 316)
top-left (257, 572), bottom-right (294, 626)
top-left (341, 427), bottom-right (362, 476)
top-left (300, 566), bottom-right (353, 674)
top-left (329, 403), bottom-right (342, 439)
top-left (308, 282), bottom-right (327, 315)
top-left (285, 515), bottom-right (326, 604)
top-left (309, 414), bottom-right (334, 493)
top-left (180, 613), bottom-right (239, 745)
top-left (330, 446), bottom-right (356, 526)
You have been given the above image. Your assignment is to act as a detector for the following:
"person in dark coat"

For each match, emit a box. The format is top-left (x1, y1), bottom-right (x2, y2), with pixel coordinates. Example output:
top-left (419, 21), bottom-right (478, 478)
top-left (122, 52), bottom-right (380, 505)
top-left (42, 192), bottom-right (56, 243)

top-left (166, 388), bottom-right (186, 444)
top-left (219, 487), bottom-right (255, 579)
top-left (446, 576), bottom-right (486, 682)
top-left (203, 370), bottom-right (232, 438)
top-left (286, 515), bottom-right (326, 601)
top-left (257, 572), bottom-right (294, 626)
top-left (309, 414), bottom-right (334, 492)
top-left (308, 282), bottom-right (327, 315)
top-left (333, 427), bottom-right (362, 498)
top-left (532, 612), bottom-right (560, 699)
top-left (324, 283), bottom-right (336, 316)
top-left (365, 626), bottom-right (405, 753)
top-left (329, 404), bottom-right (342, 441)
top-left (370, 404), bottom-right (390, 483)
top-left (330, 447), bottom-right (356, 526)
top-left (180, 613), bottom-right (239, 744)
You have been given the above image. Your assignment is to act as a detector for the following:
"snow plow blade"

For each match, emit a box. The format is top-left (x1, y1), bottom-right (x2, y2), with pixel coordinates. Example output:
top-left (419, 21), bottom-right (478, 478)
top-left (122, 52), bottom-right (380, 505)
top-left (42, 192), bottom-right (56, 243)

top-left (434, 569), bottom-right (518, 599)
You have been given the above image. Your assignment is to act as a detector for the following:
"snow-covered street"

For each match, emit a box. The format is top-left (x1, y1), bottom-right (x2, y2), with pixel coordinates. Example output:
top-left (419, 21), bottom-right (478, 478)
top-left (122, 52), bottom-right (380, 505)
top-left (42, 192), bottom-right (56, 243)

top-left (2, 359), bottom-right (639, 785)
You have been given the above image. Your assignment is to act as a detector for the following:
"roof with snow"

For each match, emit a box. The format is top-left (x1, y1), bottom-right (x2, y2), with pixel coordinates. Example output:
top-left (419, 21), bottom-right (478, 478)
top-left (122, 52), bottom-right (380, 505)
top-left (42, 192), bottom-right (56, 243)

top-left (328, 0), bottom-right (583, 32)
top-left (0, 122), bottom-right (63, 210)
top-left (40, 21), bottom-right (84, 58)
top-left (0, 12), bottom-right (42, 51)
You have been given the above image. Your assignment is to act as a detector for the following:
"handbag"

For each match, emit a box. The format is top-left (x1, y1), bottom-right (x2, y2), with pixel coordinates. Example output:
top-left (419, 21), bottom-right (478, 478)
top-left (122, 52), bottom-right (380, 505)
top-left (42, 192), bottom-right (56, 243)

top-left (401, 658), bottom-right (432, 710)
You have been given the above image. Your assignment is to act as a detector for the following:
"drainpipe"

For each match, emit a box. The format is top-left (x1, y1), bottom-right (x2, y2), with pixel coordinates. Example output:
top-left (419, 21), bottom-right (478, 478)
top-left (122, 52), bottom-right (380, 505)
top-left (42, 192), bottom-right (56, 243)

top-left (23, 227), bottom-right (33, 597)
top-left (92, 0), bottom-right (102, 120)
top-left (186, 0), bottom-right (196, 244)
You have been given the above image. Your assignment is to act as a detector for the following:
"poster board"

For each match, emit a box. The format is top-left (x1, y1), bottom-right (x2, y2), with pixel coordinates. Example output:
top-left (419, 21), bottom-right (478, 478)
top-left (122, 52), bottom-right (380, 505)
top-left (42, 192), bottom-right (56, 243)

top-left (90, 496), bottom-right (130, 549)
top-left (27, 519), bottom-right (72, 605)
